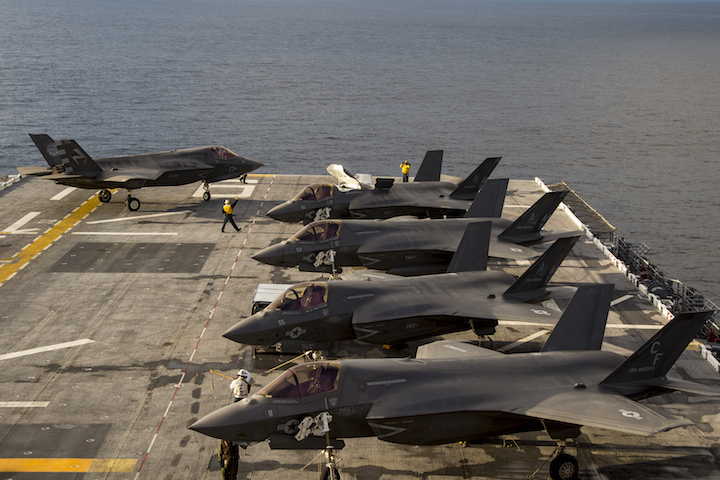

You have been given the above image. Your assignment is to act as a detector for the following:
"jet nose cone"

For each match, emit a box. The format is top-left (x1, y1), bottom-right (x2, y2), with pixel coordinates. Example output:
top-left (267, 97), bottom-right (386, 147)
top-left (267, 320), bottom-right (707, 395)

top-left (267, 202), bottom-right (302, 223)
top-left (241, 157), bottom-right (264, 173)
top-left (224, 313), bottom-right (276, 346)
top-left (252, 242), bottom-right (291, 266)
top-left (190, 404), bottom-right (244, 441)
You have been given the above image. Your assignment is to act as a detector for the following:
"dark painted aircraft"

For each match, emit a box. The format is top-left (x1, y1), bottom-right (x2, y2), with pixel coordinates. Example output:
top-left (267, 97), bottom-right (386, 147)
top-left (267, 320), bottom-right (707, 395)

top-left (226, 222), bottom-right (580, 348)
top-left (253, 182), bottom-right (573, 275)
top-left (191, 284), bottom-right (718, 480)
top-left (266, 151), bottom-right (502, 223)
top-left (20, 134), bottom-right (263, 211)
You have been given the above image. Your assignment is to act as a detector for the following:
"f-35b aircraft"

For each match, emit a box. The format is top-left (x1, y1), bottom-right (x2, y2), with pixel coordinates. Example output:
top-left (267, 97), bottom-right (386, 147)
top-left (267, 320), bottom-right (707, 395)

top-left (191, 284), bottom-right (718, 480)
top-left (20, 134), bottom-right (263, 211)
top-left (266, 151), bottom-right (501, 223)
top-left (254, 182), bottom-right (573, 275)
top-left (226, 222), bottom-right (579, 348)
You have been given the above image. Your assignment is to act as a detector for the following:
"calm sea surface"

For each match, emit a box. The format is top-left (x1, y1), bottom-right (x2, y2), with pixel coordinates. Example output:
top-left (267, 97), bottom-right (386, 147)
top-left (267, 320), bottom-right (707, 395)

top-left (1, 0), bottom-right (719, 301)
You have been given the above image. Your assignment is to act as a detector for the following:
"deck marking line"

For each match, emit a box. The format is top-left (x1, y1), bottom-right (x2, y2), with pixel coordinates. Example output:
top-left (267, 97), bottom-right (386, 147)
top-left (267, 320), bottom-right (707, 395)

top-left (611, 294), bottom-right (635, 306)
top-left (2, 211), bottom-right (41, 234)
top-left (0, 401), bottom-right (50, 407)
top-left (71, 232), bottom-right (178, 236)
top-left (0, 339), bottom-right (95, 361)
top-left (0, 196), bottom-right (102, 286)
top-left (86, 210), bottom-right (193, 224)
top-left (134, 175), bottom-right (276, 479)
top-left (0, 458), bottom-right (137, 473)
top-left (50, 187), bottom-right (76, 200)
top-left (497, 330), bottom-right (550, 353)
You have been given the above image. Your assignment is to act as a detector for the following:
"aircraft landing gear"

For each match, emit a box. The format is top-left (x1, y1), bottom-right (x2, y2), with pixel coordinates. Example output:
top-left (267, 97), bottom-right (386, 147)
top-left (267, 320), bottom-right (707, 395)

top-left (548, 441), bottom-right (578, 480)
top-left (202, 181), bottom-right (211, 201)
top-left (98, 189), bottom-right (112, 203)
top-left (125, 192), bottom-right (141, 211)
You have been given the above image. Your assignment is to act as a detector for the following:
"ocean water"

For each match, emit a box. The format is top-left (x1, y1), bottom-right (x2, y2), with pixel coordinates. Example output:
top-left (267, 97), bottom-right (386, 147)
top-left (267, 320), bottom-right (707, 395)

top-left (1, 0), bottom-right (719, 302)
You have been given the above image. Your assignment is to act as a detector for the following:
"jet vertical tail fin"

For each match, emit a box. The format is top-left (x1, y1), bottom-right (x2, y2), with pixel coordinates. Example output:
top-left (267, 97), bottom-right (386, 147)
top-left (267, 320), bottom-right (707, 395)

top-left (499, 191), bottom-right (568, 243)
top-left (600, 310), bottom-right (714, 386)
top-left (463, 178), bottom-right (509, 218)
top-left (503, 235), bottom-right (579, 300)
top-left (446, 221), bottom-right (491, 273)
top-left (541, 283), bottom-right (614, 352)
top-left (413, 150), bottom-right (443, 182)
top-left (449, 157), bottom-right (502, 200)
top-left (55, 139), bottom-right (103, 175)
top-left (29, 134), bottom-right (62, 167)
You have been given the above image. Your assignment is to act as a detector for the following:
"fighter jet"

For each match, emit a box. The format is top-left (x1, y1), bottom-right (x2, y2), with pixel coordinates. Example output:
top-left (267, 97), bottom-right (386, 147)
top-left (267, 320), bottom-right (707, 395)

top-left (226, 222), bottom-right (580, 349)
top-left (253, 182), bottom-right (573, 275)
top-left (191, 284), bottom-right (719, 480)
top-left (19, 134), bottom-right (263, 211)
top-left (266, 151), bottom-right (501, 224)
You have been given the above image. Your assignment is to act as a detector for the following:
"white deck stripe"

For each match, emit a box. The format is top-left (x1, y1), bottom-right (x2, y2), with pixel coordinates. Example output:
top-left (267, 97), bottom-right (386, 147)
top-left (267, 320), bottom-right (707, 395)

top-left (0, 339), bottom-right (95, 360)
top-left (86, 210), bottom-right (193, 224)
top-left (611, 294), bottom-right (635, 306)
top-left (50, 187), bottom-right (76, 201)
top-left (497, 330), bottom-right (550, 353)
top-left (0, 401), bottom-right (50, 408)
top-left (2, 212), bottom-right (41, 234)
top-left (71, 232), bottom-right (178, 236)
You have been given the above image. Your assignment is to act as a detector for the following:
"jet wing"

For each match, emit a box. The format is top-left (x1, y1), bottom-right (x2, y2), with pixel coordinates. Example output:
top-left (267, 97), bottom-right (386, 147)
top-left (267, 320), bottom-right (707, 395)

top-left (17, 166), bottom-right (53, 176)
top-left (99, 168), bottom-right (166, 182)
top-left (416, 339), bottom-right (504, 359)
top-left (516, 390), bottom-right (691, 436)
top-left (357, 232), bottom-right (457, 255)
top-left (488, 240), bottom-right (539, 261)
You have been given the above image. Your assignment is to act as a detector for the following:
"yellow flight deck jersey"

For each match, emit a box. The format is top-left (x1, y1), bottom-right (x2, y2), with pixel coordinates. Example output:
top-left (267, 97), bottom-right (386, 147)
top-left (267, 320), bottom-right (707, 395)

top-left (401, 163), bottom-right (410, 174)
top-left (223, 204), bottom-right (233, 215)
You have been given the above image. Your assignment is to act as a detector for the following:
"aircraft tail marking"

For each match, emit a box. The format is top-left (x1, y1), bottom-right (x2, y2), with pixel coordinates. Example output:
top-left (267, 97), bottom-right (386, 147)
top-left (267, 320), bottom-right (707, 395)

top-left (55, 139), bottom-right (103, 175)
top-left (29, 134), bottom-right (62, 167)
top-left (413, 150), bottom-right (443, 182)
top-left (541, 283), bottom-right (613, 352)
top-left (600, 310), bottom-right (714, 386)
top-left (463, 178), bottom-right (509, 219)
top-left (504, 236), bottom-right (579, 297)
top-left (446, 221), bottom-right (491, 273)
top-left (499, 191), bottom-right (568, 243)
top-left (449, 157), bottom-right (502, 200)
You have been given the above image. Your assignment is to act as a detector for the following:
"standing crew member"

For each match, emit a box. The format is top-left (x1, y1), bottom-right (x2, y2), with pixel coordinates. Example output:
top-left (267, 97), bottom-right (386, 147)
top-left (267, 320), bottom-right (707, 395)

top-left (400, 160), bottom-right (411, 182)
top-left (218, 439), bottom-right (239, 480)
top-left (230, 369), bottom-right (252, 402)
top-left (222, 197), bottom-right (241, 233)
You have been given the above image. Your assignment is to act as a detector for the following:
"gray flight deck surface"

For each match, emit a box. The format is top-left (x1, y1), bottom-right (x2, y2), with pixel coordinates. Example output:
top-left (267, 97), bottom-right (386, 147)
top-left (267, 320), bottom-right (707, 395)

top-left (1, 175), bottom-right (719, 480)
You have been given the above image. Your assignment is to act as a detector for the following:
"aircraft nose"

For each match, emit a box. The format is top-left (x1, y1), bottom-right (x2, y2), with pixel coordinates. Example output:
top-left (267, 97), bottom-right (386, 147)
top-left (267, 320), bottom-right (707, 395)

top-left (242, 157), bottom-right (264, 172)
top-left (224, 313), bottom-right (276, 346)
top-left (267, 202), bottom-right (302, 223)
top-left (252, 242), bottom-right (292, 266)
top-left (190, 404), bottom-right (245, 440)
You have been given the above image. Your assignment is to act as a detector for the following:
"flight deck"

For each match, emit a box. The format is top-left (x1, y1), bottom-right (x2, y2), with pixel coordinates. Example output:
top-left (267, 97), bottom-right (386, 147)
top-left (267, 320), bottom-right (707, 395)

top-left (1, 175), bottom-right (719, 480)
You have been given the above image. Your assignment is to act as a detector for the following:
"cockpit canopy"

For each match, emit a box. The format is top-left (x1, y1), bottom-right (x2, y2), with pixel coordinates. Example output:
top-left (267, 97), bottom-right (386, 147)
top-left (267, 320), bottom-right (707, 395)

top-left (210, 147), bottom-right (238, 159)
top-left (258, 362), bottom-right (341, 399)
top-left (293, 184), bottom-right (334, 202)
top-left (290, 221), bottom-right (340, 242)
top-left (266, 283), bottom-right (328, 312)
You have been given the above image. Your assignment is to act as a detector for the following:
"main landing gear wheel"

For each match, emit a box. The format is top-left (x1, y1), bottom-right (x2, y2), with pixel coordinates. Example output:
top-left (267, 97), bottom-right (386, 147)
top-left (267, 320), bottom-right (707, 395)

top-left (549, 453), bottom-right (578, 480)
top-left (98, 189), bottom-right (112, 203)
top-left (127, 197), bottom-right (141, 211)
top-left (203, 191), bottom-right (211, 201)
top-left (321, 465), bottom-right (340, 480)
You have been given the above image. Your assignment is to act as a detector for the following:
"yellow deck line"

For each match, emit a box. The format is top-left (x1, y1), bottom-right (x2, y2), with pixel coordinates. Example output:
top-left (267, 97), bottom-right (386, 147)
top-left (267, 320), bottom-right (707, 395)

top-left (0, 458), bottom-right (137, 472)
top-left (0, 195), bottom-right (102, 285)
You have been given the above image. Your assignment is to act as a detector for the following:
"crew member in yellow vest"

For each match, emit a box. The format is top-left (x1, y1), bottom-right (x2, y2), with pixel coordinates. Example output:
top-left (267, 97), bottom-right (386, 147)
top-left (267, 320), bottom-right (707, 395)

top-left (222, 197), bottom-right (241, 232)
top-left (400, 160), bottom-right (410, 182)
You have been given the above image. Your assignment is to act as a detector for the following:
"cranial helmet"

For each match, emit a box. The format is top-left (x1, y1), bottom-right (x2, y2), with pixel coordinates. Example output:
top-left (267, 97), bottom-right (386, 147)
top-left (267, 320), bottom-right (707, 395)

top-left (225, 199), bottom-right (230, 204)
top-left (237, 369), bottom-right (251, 381)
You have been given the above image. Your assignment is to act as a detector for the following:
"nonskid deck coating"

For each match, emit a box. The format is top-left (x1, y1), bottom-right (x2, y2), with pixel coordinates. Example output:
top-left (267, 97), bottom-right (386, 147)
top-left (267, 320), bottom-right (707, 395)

top-left (0, 175), bottom-right (718, 480)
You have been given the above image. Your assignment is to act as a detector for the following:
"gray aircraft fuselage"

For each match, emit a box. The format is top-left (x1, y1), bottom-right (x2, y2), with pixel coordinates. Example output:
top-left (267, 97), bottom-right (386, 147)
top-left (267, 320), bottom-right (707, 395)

top-left (267, 181), bottom-right (475, 223)
top-left (252, 218), bottom-right (542, 275)
top-left (189, 351), bottom-right (648, 446)
top-left (223, 271), bottom-right (566, 347)
top-left (41, 146), bottom-right (262, 190)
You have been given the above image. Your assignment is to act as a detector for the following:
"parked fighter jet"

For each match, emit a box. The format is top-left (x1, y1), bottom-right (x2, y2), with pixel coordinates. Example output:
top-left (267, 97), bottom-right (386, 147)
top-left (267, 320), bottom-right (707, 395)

top-left (20, 134), bottom-right (263, 211)
top-left (226, 222), bottom-right (579, 348)
top-left (191, 284), bottom-right (718, 480)
top-left (253, 183), bottom-right (572, 275)
top-left (266, 151), bottom-right (501, 223)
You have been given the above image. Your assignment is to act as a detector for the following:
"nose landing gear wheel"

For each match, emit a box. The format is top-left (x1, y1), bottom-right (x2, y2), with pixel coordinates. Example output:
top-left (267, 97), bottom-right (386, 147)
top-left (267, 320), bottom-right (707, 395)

top-left (321, 465), bottom-right (340, 480)
top-left (549, 453), bottom-right (578, 480)
top-left (203, 191), bottom-right (211, 201)
top-left (127, 197), bottom-right (141, 211)
top-left (98, 189), bottom-right (112, 203)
